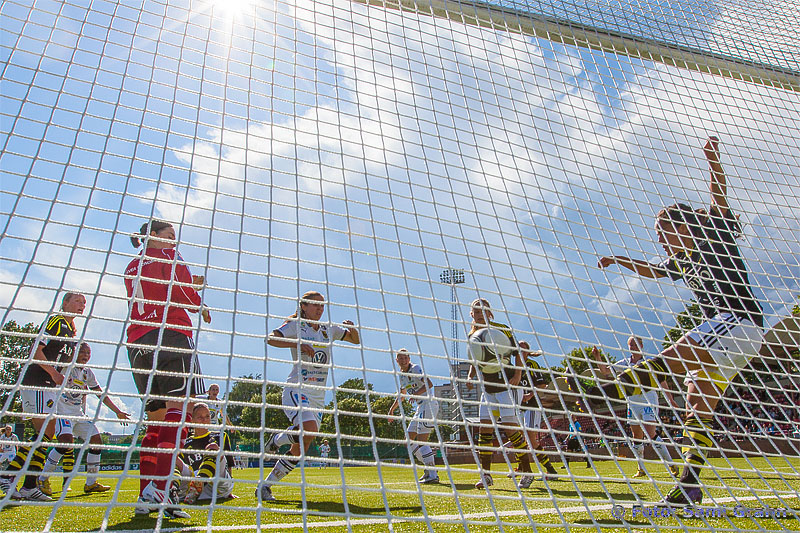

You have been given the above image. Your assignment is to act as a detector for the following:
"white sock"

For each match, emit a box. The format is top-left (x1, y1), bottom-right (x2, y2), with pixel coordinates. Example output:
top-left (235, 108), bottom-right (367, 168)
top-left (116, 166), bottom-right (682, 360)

top-left (631, 443), bottom-right (646, 471)
top-left (274, 430), bottom-right (293, 448)
top-left (265, 457), bottom-right (298, 486)
top-left (41, 448), bottom-right (64, 478)
top-left (418, 445), bottom-right (435, 467)
top-left (85, 453), bottom-right (101, 485)
top-left (652, 437), bottom-right (673, 465)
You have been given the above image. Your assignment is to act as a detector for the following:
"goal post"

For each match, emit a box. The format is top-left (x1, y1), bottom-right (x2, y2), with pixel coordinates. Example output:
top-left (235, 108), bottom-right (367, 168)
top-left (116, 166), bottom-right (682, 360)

top-left (353, 0), bottom-right (800, 92)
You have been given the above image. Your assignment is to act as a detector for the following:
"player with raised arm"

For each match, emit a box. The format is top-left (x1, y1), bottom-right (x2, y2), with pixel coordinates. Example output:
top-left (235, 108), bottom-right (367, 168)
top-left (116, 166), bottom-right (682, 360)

top-left (586, 136), bottom-right (765, 505)
top-left (467, 299), bottom-right (533, 490)
top-left (592, 340), bottom-right (680, 478)
top-left (0, 292), bottom-right (85, 501)
top-left (181, 403), bottom-right (235, 505)
top-left (388, 349), bottom-right (440, 484)
top-left (125, 219), bottom-right (211, 518)
top-left (258, 291), bottom-right (360, 502)
top-left (38, 342), bottom-right (130, 495)
top-left (516, 341), bottom-right (559, 480)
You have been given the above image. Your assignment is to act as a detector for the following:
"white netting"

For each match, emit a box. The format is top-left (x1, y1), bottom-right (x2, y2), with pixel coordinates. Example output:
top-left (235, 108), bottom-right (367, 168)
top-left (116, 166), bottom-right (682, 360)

top-left (1, 0), bottom-right (799, 531)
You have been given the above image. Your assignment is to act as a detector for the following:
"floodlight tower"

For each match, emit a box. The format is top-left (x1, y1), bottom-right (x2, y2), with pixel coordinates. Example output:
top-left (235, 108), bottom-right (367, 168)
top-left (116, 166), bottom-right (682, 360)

top-left (439, 268), bottom-right (466, 359)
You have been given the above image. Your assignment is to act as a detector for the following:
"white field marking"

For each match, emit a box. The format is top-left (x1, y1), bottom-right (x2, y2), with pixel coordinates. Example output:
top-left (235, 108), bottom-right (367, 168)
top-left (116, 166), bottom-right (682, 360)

top-left (12, 492), bottom-right (798, 533)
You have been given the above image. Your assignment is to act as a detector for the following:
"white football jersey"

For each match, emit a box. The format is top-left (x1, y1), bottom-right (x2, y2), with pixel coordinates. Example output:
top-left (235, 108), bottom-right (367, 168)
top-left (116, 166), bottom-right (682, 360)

top-left (275, 319), bottom-right (346, 405)
top-left (59, 365), bottom-right (99, 415)
top-left (399, 363), bottom-right (428, 400)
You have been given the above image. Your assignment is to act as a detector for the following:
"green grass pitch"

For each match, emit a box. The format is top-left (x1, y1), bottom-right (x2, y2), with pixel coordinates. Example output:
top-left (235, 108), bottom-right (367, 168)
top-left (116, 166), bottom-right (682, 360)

top-left (1, 458), bottom-right (799, 532)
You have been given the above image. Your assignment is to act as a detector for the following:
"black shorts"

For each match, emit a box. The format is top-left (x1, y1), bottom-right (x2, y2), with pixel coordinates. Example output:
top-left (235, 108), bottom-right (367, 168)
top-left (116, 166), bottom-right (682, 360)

top-left (127, 328), bottom-right (205, 412)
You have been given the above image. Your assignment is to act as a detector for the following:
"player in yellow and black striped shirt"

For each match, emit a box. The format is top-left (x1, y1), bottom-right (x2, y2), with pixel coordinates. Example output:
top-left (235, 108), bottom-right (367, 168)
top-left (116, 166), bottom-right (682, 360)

top-left (1, 292), bottom-right (85, 501)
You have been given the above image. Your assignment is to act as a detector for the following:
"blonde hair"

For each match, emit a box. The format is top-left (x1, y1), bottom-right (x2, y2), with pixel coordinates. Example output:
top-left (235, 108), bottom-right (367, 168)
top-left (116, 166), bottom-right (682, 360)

top-left (289, 290), bottom-right (324, 319)
top-left (469, 298), bottom-right (493, 336)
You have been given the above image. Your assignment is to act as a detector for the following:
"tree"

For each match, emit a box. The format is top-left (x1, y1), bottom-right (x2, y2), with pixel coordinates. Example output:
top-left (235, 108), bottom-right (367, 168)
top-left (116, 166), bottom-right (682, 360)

top-left (335, 377), bottom-right (373, 403)
top-left (555, 346), bottom-right (614, 375)
top-left (225, 374), bottom-right (281, 426)
top-left (663, 302), bottom-right (704, 348)
top-left (0, 321), bottom-right (37, 419)
top-left (369, 394), bottom-right (410, 441)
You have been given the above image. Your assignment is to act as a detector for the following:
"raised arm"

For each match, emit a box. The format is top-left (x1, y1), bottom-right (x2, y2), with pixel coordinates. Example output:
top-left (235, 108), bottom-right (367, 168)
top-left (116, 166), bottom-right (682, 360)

top-left (591, 346), bottom-right (612, 378)
top-left (598, 255), bottom-right (668, 279)
top-left (340, 320), bottom-right (360, 345)
top-left (704, 136), bottom-right (729, 216)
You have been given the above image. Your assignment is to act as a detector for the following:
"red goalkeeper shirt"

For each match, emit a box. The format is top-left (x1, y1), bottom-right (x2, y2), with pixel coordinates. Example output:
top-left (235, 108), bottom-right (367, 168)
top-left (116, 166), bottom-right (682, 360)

top-left (125, 247), bottom-right (202, 343)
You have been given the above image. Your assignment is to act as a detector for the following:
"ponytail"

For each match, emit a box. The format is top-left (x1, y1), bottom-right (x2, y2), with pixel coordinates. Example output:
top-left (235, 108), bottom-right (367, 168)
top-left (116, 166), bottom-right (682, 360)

top-left (131, 219), bottom-right (173, 248)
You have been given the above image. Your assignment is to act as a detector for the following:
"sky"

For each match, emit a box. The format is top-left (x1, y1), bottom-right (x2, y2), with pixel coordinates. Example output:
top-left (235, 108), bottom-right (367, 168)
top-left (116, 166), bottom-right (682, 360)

top-left (1, 0), bottom-right (799, 434)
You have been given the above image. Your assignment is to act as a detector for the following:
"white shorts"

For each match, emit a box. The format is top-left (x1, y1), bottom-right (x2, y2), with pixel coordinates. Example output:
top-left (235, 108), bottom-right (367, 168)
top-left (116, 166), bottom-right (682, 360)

top-left (55, 418), bottom-right (100, 442)
top-left (407, 399), bottom-right (439, 435)
top-left (685, 313), bottom-right (764, 389)
top-left (282, 388), bottom-right (324, 428)
top-left (0, 450), bottom-right (15, 464)
top-left (478, 389), bottom-right (518, 422)
top-left (522, 408), bottom-right (543, 429)
top-left (21, 389), bottom-right (58, 417)
top-left (627, 399), bottom-right (658, 423)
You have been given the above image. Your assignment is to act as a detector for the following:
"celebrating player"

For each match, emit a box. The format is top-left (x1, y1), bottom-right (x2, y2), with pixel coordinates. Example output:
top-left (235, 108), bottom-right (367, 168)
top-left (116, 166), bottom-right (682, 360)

top-left (38, 342), bottom-right (130, 495)
top-left (467, 298), bottom-right (532, 489)
top-left (589, 136), bottom-right (765, 505)
top-left (125, 219), bottom-right (211, 517)
top-left (593, 340), bottom-right (679, 478)
top-left (516, 341), bottom-right (559, 480)
top-left (197, 384), bottom-right (230, 427)
top-left (181, 403), bottom-right (235, 504)
top-left (258, 291), bottom-right (360, 502)
top-left (0, 292), bottom-right (85, 501)
top-left (388, 349), bottom-right (440, 484)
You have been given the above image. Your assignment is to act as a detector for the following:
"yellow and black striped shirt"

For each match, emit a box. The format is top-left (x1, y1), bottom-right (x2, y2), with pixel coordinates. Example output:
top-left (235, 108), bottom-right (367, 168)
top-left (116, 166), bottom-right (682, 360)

top-left (21, 314), bottom-right (76, 387)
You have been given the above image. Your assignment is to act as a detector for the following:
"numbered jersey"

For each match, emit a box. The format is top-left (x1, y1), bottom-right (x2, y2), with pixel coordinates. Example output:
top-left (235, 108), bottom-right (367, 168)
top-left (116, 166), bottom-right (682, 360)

top-left (399, 363), bottom-right (427, 401)
top-left (59, 365), bottom-right (99, 416)
top-left (275, 319), bottom-right (346, 405)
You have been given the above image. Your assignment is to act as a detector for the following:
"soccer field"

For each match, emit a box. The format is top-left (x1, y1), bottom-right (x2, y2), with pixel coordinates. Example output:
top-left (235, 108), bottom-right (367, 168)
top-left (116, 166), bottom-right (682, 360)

top-left (2, 458), bottom-right (799, 532)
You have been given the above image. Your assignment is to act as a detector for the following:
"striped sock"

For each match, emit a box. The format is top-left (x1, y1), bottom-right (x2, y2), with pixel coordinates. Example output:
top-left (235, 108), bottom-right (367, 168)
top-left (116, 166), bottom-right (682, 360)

top-left (477, 432), bottom-right (494, 471)
top-left (680, 415), bottom-right (714, 485)
top-left (506, 431), bottom-right (531, 472)
top-left (62, 448), bottom-right (75, 475)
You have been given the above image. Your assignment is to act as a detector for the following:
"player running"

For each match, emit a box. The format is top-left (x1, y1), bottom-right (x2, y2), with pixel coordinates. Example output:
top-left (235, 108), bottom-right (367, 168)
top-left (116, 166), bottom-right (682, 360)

top-left (258, 291), bottom-right (360, 502)
top-left (38, 342), bottom-right (130, 495)
top-left (467, 298), bottom-right (533, 490)
top-left (0, 292), bottom-right (85, 502)
top-left (388, 349), bottom-right (440, 484)
top-left (588, 136), bottom-right (765, 505)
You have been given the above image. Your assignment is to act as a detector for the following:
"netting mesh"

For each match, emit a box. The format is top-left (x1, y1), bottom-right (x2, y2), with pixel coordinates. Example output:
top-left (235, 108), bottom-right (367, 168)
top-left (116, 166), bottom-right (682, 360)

top-left (1, 0), bottom-right (799, 531)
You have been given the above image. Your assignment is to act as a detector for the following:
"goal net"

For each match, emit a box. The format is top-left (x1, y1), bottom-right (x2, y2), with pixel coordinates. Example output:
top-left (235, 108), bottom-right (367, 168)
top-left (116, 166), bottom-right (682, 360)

top-left (1, 0), bottom-right (799, 531)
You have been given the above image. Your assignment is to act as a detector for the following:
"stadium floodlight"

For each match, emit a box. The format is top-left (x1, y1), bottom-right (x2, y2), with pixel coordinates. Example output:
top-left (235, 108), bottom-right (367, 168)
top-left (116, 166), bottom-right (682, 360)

top-left (353, 0), bottom-right (800, 93)
top-left (439, 268), bottom-right (466, 359)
